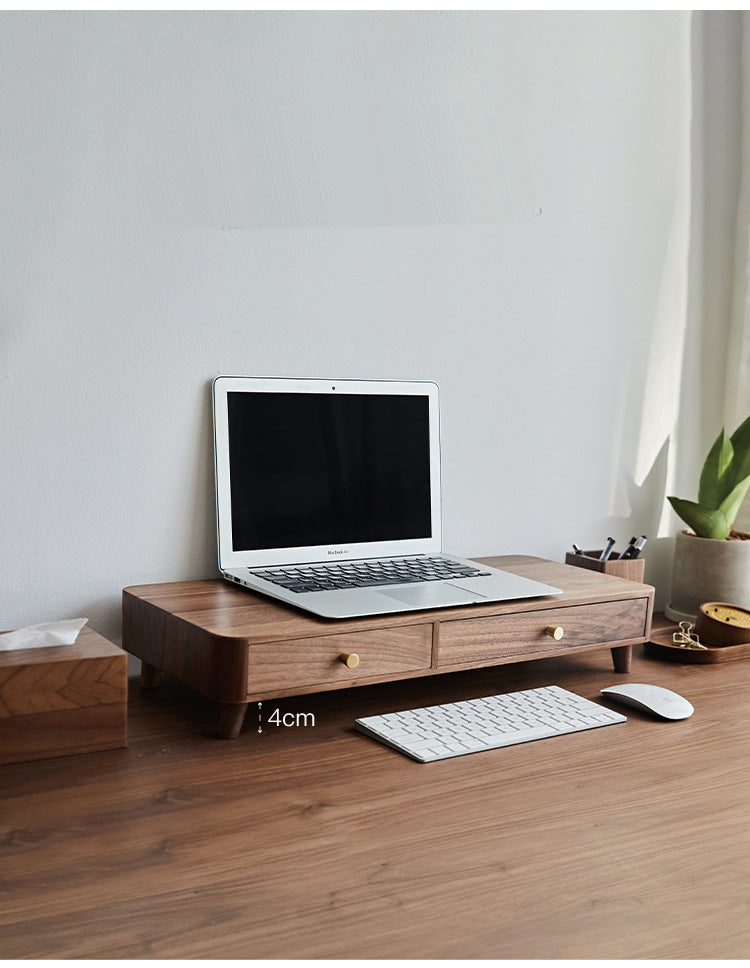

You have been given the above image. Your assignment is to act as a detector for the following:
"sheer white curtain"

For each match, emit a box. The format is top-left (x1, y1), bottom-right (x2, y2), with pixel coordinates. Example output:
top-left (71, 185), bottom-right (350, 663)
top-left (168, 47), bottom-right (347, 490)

top-left (725, 14), bottom-right (750, 532)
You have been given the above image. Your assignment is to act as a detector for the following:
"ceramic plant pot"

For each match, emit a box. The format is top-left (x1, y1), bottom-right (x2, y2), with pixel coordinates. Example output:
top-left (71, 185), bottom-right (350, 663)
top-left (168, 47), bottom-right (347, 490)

top-left (666, 530), bottom-right (750, 622)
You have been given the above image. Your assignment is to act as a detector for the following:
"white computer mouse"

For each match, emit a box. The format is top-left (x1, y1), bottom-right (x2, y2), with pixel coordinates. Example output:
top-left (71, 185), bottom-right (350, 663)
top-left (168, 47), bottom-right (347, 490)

top-left (600, 683), bottom-right (694, 720)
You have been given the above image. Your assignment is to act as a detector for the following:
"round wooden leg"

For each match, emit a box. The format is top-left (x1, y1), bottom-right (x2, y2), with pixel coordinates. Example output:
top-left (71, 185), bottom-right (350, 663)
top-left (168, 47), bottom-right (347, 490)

top-left (139, 661), bottom-right (162, 688)
top-left (218, 702), bottom-right (249, 739)
top-left (611, 645), bottom-right (632, 673)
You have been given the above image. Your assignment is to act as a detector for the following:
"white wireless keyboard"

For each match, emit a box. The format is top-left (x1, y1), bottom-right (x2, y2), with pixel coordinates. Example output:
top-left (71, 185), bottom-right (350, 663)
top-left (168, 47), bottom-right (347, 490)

top-left (355, 685), bottom-right (626, 762)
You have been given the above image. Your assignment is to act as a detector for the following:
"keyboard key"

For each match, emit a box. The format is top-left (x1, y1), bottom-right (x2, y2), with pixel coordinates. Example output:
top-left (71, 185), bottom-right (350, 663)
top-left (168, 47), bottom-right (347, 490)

top-left (355, 685), bottom-right (627, 762)
top-left (250, 556), bottom-right (487, 593)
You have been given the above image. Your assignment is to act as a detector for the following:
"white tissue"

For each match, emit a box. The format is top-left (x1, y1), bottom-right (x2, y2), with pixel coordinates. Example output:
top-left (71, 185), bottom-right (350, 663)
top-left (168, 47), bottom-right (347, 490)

top-left (0, 618), bottom-right (88, 652)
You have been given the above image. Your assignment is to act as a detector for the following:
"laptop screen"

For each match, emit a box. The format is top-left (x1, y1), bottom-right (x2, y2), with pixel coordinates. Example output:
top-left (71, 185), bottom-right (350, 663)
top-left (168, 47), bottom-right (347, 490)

top-left (226, 390), bottom-right (433, 552)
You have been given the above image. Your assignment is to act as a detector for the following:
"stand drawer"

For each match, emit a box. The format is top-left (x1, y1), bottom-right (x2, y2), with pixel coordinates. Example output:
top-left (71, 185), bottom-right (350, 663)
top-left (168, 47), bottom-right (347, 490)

top-left (438, 599), bottom-right (649, 667)
top-left (247, 623), bottom-right (432, 693)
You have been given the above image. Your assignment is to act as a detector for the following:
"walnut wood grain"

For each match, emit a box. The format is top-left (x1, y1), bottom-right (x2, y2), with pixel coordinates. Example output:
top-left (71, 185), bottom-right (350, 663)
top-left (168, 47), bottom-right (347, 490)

top-left (610, 644), bottom-right (632, 672)
top-left (123, 556), bottom-right (654, 735)
top-left (0, 628), bottom-right (127, 764)
top-left (564, 550), bottom-right (646, 582)
top-left (0, 704), bottom-right (126, 763)
top-left (1, 642), bottom-right (748, 959)
top-left (217, 701), bottom-right (249, 739)
top-left (247, 623), bottom-right (432, 692)
top-left (438, 599), bottom-right (648, 667)
top-left (124, 556), bottom-right (653, 646)
top-left (139, 661), bottom-right (162, 688)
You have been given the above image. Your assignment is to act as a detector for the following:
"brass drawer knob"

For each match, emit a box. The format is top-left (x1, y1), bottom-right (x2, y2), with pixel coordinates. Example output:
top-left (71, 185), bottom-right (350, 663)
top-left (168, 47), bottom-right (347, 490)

top-left (545, 625), bottom-right (564, 640)
top-left (339, 652), bottom-right (360, 669)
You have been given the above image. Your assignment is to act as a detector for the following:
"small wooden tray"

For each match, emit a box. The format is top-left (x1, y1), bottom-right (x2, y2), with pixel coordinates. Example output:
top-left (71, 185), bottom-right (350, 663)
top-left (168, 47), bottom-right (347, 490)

top-left (646, 628), bottom-right (750, 664)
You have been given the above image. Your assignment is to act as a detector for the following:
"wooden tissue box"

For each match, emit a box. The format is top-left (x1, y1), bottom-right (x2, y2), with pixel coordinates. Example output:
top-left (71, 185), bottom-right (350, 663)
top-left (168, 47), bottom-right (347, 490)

top-left (0, 626), bottom-right (127, 765)
top-left (565, 550), bottom-right (645, 583)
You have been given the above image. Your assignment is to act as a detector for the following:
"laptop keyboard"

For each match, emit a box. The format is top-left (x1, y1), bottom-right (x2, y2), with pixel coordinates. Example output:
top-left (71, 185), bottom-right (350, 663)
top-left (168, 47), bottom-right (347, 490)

top-left (250, 556), bottom-right (491, 594)
top-left (356, 685), bottom-right (627, 762)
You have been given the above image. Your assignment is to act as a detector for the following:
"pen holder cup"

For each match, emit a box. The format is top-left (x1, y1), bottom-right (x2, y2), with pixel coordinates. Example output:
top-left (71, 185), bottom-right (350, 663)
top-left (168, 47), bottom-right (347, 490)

top-left (565, 551), bottom-right (645, 583)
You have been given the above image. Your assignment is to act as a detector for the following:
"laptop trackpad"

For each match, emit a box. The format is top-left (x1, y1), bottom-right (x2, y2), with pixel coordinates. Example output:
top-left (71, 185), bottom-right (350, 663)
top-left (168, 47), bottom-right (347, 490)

top-left (381, 582), bottom-right (484, 609)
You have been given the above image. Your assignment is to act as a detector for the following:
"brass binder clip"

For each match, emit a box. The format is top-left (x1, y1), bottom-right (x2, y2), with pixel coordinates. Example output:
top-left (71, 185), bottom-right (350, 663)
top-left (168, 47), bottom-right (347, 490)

top-left (673, 621), bottom-right (708, 650)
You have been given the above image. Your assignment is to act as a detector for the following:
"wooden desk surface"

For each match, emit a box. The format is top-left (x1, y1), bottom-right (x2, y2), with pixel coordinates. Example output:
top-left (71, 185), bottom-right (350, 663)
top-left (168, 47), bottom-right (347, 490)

top-left (2, 623), bottom-right (749, 959)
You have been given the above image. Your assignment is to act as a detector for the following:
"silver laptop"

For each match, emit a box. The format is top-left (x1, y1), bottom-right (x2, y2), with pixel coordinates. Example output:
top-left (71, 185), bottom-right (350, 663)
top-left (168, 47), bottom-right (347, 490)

top-left (212, 376), bottom-right (562, 619)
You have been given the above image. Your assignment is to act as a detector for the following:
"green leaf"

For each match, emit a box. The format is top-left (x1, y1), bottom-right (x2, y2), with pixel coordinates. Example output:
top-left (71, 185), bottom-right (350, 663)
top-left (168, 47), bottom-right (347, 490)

top-left (718, 474), bottom-right (750, 530)
top-left (667, 496), bottom-right (730, 539)
top-left (698, 429), bottom-right (734, 508)
top-left (728, 414), bottom-right (750, 492)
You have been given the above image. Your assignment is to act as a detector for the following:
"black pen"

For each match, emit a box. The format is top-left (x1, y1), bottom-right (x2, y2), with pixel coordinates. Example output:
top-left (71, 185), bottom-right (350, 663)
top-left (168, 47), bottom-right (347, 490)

top-left (599, 537), bottom-right (616, 562)
top-left (622, 534), bottom-right (647, 559)
top-left (620, 536), bottom-right (638, 559)
top-left (572, 544), bottom-right (585, 555)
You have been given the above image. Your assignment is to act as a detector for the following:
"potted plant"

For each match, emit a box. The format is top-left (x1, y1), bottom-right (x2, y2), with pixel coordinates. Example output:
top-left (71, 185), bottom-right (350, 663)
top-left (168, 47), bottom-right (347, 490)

top-left (666, 415), bottom-right (750, 621)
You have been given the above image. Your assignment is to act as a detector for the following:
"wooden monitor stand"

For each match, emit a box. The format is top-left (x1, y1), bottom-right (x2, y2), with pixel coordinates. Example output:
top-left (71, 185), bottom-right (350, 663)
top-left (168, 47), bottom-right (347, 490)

top-left (123, 555), bottom-right (654, 738)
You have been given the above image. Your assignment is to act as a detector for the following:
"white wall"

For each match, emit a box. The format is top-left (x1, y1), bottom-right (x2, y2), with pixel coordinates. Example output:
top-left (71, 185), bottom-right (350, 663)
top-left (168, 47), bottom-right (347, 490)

top-left (1, 10), bottom-right (731, 646)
